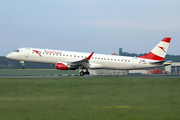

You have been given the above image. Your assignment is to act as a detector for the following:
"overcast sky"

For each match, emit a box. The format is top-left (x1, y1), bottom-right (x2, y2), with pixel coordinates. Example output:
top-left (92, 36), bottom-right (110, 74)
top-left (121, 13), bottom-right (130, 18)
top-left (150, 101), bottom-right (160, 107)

top-left (1, 0), bottom-right (180, 56)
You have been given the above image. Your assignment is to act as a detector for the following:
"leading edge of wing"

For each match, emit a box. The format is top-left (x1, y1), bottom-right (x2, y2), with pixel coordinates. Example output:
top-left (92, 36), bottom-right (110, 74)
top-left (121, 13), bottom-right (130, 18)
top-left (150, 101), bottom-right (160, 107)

top-left (66, 52), bottom-right (94, 66)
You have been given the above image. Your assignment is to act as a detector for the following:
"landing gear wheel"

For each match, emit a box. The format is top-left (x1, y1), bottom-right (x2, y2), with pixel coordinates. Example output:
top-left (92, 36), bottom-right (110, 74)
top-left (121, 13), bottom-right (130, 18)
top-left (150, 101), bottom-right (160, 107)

top-left (20, 61), bottom-right (25, 69)
top-left (85, 71), bottom-right (90, 75)
top-left (79, 71), bottom-right (85, 76)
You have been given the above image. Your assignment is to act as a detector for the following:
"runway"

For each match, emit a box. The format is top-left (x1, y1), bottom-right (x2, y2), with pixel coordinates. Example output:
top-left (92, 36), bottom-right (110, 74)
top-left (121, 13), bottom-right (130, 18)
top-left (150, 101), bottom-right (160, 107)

top-left (0, 75), bottom-right (180, 78)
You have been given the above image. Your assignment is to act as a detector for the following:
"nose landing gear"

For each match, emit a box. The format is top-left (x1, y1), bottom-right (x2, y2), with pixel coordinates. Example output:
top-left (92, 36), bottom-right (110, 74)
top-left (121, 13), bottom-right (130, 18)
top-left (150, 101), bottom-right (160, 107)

top-left (20, 61), bottom-right (25, 69)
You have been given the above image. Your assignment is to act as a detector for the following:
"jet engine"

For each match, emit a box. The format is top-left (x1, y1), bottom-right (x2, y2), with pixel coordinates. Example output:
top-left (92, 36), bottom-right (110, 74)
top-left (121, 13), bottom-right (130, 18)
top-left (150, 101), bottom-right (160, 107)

top-left (55, 62), bottom-right (75, 70)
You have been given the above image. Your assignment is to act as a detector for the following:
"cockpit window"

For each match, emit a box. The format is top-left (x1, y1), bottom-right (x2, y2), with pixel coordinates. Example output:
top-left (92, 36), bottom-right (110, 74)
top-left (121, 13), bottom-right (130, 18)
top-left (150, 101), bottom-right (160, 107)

top-left (14, 50), bottom-right (20, 52)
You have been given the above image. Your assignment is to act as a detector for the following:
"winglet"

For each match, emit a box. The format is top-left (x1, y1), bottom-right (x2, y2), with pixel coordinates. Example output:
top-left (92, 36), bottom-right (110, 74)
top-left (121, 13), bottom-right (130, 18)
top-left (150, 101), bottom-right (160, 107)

top-left (84, 52), bottom-right (94, 60)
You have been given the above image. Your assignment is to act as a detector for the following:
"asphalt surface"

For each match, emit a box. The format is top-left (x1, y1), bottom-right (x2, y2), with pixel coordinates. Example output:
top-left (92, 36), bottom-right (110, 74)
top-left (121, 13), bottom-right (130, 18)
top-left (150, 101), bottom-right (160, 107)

top-left (0, 75), bottom-right (180, 78)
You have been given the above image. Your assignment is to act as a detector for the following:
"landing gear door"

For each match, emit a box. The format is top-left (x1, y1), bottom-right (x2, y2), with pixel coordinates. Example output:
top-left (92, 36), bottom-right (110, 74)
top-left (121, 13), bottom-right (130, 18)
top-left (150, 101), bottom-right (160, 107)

top-left (25, 48), bottom-right (30, 58)
top-left (133, 57), bottom-right (137, 67)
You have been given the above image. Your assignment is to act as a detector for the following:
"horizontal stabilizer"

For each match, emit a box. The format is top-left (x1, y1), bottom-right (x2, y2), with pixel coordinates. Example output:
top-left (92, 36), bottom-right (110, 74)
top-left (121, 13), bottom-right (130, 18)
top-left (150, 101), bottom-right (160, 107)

top-left (150, 61), bottom-right (172, 66)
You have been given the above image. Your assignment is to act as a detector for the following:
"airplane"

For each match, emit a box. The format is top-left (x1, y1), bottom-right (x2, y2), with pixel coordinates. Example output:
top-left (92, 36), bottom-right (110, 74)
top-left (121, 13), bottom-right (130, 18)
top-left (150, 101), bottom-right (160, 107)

top-left (6, 37), bottom-right (171, 76)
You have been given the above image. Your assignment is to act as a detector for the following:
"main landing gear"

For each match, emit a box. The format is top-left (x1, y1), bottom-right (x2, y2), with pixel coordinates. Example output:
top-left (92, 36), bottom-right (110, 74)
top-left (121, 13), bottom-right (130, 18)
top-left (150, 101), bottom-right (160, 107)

top-left (79, 69), bottom-right (90, 76)
top-left (20, 61), bottom-right (25, 69)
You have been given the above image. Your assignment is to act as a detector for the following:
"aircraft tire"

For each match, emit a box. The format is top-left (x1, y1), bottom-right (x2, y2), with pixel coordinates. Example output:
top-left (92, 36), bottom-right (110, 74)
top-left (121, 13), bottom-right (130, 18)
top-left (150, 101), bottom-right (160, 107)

top-left (79, 71), bottom-right (85, 76)
top-left (85, 71), bottom-right (90, 75)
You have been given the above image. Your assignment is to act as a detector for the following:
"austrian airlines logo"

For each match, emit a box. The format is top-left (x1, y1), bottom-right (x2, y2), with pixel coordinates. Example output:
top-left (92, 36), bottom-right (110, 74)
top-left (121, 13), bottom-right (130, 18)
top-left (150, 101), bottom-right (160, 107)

top-left (33, 50), bottom-right (42, 57)
top-left (158, 46), bottom-right (166, 52)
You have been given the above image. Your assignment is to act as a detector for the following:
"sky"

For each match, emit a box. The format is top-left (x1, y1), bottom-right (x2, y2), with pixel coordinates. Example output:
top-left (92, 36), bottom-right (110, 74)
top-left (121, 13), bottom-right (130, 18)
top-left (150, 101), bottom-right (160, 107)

top-left (0, 0), bottom-right (180, 56)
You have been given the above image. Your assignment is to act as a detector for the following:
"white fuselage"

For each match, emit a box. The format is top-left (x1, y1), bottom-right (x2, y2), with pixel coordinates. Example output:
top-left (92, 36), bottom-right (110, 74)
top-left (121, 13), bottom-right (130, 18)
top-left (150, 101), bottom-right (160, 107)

top-left (6, 48), bottom-right (162, 70)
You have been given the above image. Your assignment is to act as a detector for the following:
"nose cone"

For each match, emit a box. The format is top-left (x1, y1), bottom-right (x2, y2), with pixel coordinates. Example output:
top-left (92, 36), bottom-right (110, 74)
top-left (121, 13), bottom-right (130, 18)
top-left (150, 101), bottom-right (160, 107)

top-left (6, 53), bottom-right (11, 58)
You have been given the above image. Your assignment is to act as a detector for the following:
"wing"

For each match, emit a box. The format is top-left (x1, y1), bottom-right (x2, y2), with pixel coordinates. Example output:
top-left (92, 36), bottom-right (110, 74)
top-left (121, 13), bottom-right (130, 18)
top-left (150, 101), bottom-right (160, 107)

top-left (66, 52), bottom-right (94, 69)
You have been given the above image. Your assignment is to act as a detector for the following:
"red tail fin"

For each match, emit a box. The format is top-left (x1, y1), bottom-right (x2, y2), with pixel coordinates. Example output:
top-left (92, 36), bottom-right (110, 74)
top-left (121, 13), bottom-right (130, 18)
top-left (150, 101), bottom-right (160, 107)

top-left (138, 37), bottom-right (171, 61)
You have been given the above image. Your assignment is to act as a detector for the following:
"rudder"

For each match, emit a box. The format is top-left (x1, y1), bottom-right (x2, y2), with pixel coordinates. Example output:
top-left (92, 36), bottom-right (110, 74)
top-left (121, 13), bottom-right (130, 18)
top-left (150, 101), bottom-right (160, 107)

top-left (138, 37), bottom-right (171, 61)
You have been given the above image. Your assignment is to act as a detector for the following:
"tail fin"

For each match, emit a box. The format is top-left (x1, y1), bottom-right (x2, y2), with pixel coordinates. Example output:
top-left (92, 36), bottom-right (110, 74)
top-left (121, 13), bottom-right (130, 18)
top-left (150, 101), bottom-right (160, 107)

top-left (138, 37), bottom-right (171, 61)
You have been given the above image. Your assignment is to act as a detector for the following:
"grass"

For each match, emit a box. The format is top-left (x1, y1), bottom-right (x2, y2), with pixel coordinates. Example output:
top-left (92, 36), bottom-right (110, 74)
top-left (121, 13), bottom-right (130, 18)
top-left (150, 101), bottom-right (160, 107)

top-left (0, 77), bottom-right (180, 120)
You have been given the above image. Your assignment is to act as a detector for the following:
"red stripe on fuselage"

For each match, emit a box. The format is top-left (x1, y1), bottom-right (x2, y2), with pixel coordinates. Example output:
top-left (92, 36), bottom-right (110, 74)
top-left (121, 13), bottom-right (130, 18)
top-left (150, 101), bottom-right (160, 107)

top-left (138, 52), bottom-right (164, 61)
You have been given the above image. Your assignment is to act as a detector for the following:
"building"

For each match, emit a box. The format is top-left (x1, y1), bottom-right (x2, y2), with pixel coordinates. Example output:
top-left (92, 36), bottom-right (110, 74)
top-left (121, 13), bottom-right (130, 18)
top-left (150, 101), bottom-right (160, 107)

top-left (128, 70), bottom-right (149, 74)
top-left (89, 69), bottom-right (151, 75)
top-left (165, 62), bottom-right (180, 74)
top-left (89, 69), bottom-right (164, 75)
top-left (89, 70), bottom-right (127, 75)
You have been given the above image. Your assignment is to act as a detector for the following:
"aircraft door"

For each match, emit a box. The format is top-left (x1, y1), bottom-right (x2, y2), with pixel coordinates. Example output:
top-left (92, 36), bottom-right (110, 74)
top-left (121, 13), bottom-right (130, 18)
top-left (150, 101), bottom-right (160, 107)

top-left (25, 48), bottom-right (30, 58)
top-left (133, 57), bottom-right (137, 67)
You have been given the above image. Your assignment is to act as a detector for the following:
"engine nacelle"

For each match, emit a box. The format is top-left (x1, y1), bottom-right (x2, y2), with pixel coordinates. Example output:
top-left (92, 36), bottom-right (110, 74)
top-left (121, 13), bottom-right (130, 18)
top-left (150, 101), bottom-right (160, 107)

top-left (55, 62), bottom-right (75, 70)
